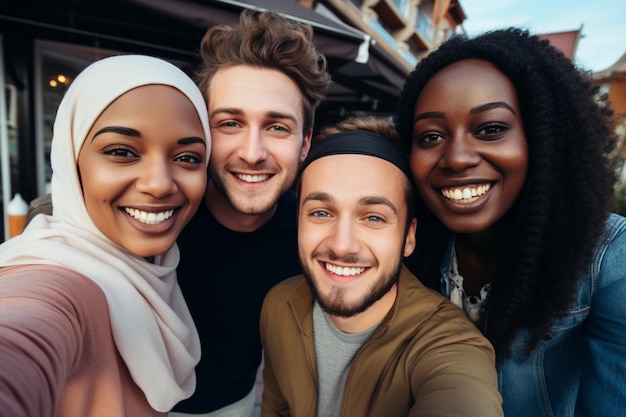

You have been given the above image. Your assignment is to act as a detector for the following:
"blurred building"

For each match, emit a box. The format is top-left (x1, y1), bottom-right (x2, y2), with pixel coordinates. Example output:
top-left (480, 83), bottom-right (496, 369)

top-left (593, 53), bottom-right (626, 183)
top-left (0, 0), bottom-right (467, 240)
top-left (536, 26), bottom-right (626, 182)
top-left (538, 27), bottom-right (583, 59)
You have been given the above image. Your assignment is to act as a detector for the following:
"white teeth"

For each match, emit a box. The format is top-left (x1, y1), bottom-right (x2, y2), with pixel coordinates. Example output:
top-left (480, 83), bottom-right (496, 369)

top-left (441, 184), bottom-right (491, 202)
top-left (236, 173), bottom-right (270, 183)
top-left (325, 263), bottom-right (366, 277)
top-left (125, 208), bottom-right (174, 225)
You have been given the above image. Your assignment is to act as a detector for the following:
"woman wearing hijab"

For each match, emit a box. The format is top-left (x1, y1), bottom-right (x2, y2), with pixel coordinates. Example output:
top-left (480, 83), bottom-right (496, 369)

top-left (0, 54), bottom-right (211, 417)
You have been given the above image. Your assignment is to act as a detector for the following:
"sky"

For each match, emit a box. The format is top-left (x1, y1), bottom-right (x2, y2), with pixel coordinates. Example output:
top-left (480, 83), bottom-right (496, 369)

top-left (459, 0), bottom-right (626, 72)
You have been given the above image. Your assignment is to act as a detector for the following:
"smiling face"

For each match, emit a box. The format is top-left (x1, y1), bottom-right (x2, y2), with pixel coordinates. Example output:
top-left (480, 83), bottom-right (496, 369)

top-left (206, 65), bottom-right (311, 230)
top-left (298, 154), bottom-right (416, 331)
top-left (410, 59), bottom-right (528, 234)
top-left (77, 84), bottom-right (207, 259)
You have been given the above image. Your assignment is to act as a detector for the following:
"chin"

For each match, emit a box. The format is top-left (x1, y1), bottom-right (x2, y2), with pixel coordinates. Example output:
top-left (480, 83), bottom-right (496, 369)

top-left (127, 241), bottom-right (176, 259)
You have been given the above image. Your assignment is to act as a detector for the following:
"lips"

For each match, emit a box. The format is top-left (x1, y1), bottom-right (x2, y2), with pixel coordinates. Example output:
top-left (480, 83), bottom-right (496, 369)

top-left (124, 207), bottom-right (175, 225)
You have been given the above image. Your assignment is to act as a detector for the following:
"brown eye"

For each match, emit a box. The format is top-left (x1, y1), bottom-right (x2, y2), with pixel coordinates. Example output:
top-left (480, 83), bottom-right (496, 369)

top-left (175, 154), bottom-right (202, 164)
top-left (475, 123), bottom-right (509, 140)
top-left (414, 132), bottom-right (444, 146)
top-left (103, 147), bottom-right (138, 158)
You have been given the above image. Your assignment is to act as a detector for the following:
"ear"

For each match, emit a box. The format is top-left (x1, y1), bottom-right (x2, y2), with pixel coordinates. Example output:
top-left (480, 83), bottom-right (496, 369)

top-left (403, 217), bottom-right (417, 257)
top-left (300, 129), bottom-right (313, 162)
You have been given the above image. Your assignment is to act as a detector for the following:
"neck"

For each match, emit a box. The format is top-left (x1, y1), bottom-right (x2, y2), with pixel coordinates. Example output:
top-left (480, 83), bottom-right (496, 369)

top-left (205, 181), bottom-right (276, 232)
top-left (454, 218), bottom-right (511, 295)
top-left (329, 284), bottom-right (397, 334)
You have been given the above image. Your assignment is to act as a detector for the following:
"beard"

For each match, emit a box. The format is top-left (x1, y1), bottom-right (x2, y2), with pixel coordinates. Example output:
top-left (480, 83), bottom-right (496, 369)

top-left (302, 253), bottom-right (403, 318)
top-left (208, 163), bottom-right (297, 215)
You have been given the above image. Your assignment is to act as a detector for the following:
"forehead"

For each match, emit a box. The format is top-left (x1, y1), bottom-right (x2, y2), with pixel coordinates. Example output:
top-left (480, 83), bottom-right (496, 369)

top-left (208, 66), bottom-right (304, 121)
top-left (96, 84), bottom-right (192, 118)
top-left (416, 59), bottom-right (519, 112)
top-left (86, 85), bottom-right (203, 143)
top-left (300, 154), bottom-right (408, 206)
top-left (94, 84), bottom-right (195, 125)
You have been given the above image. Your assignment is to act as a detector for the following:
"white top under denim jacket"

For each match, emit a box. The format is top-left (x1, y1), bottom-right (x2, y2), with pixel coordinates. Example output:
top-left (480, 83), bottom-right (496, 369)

top-left (440, 213), bottom-right (626, 417)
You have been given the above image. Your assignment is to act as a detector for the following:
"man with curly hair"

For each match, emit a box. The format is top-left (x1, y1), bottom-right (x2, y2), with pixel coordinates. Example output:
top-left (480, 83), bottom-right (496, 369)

top-left (172, 10), bottom-right (330, 417)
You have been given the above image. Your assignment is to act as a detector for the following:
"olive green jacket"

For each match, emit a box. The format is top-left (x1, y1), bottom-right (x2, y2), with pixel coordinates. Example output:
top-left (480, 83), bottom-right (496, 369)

top-left (260, 266), bottom-right (503, 417)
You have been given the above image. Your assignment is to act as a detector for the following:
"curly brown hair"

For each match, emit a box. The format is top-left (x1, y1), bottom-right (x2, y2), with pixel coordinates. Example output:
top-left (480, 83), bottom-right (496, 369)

top-left (195, 9), bottom-right (330, 134)
top-left (397, 28), bottom-right (618, 359)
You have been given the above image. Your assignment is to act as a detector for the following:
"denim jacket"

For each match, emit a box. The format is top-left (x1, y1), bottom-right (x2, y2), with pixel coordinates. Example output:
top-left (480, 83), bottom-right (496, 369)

top-left (440, 213), bottom-right (626, 417)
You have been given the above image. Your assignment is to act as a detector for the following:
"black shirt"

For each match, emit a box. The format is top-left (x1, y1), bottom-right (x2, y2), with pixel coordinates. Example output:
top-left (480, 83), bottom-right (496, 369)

top-left (173, 191), bottom-right (302, 413)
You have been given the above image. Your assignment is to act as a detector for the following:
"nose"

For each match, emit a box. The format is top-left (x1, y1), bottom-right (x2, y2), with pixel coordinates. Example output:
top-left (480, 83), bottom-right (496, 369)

top-left (236, 129), bottom-right (268, 165)
top-left (326, 217), bottom-right (362, 258)
top-left (135, 157), bottom-right (177, 198)
top-left (439, 133), bottom-right (481, 172)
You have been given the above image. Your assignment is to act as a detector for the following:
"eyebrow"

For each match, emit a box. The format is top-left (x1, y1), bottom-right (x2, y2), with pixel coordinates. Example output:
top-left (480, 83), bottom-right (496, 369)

top-left (413, 101), bottom-right (517, 125)
top-left (469, 101), bottom-right (517, 116)
top-left (413, 111), bottom-right (444, 124)
top-left (302, 192), bottom-right (399, 215)
top-left (91, 125), bottom-right (205, 146)
top-left (178, 137), bottom-right (206, 146)
top-left (210, 107), bottom-right (298, 124)
top-left (91, 126), bottom-right (139, 142)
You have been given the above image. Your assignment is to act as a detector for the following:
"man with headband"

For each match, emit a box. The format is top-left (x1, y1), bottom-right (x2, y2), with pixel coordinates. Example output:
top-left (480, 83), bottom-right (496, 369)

top-left (259, 116), bottom-right (504, 417)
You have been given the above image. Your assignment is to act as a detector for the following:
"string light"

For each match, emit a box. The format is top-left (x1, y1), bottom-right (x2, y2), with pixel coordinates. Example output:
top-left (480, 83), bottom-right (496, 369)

top-left (49, 74), bottom-right (70, 88)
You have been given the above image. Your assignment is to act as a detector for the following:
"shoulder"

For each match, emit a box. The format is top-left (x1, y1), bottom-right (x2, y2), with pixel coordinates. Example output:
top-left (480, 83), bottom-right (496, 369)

top-left (394, 268), bottom-right (493, 352)
top-left (264, 275), bottom-right (306, 303)
top-left (0, 264), bottom-right (112, 368)
top-left (396, 267), bottom-right (464, 323)
top-left (591, 214), bottom-right (626, 280)
top-left (0, 265), bottom-right (115, 416)
top-left (601, 213), bottom-right (626, 243)
top-left (580, 213), bottom-right (626, 301)
top-left (0, 264), bottom-right (110, 342)
top-left (0, 264), bottom-right (105, 302)
top-left (261, 275), bottom-right (309, 321)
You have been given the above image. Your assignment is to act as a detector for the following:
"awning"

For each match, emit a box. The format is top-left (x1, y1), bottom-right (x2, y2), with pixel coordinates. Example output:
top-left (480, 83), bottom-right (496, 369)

top-left (126, 0), bottom-right (409, 109)
top-left (1, 0), bottom-right (408, 113)
top-left (128, 0), bottom-right (370, 63)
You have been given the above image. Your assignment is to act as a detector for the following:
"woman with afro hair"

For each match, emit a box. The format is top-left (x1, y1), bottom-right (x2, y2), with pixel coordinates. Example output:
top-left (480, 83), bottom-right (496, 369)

top-left (397, 28), bottom-right (626, 417)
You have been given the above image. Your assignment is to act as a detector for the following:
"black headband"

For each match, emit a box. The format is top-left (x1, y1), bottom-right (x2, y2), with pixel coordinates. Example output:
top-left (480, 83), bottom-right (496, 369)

top-left (299, 130), bottom-right (411, 178)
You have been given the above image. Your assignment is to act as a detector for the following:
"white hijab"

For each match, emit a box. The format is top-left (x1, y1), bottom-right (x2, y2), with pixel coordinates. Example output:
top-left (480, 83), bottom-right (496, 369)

top-left (0, 55), bottom-right (210, 412)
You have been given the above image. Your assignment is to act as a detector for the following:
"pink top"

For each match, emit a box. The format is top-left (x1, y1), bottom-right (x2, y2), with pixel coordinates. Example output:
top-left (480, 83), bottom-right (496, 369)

top-left (0, 264), bottom-right (163, 417)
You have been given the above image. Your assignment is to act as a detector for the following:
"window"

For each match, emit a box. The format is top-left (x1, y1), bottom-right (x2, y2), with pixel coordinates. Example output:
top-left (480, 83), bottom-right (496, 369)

top-left (34, 41), bottom-right (117, 194)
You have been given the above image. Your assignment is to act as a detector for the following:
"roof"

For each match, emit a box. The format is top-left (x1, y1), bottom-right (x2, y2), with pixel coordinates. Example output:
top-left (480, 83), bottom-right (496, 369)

top-left (538, 28), bottom-right (582, 59)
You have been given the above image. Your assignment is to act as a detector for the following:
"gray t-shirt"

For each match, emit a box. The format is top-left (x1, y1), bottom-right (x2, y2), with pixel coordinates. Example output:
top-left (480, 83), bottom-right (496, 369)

top-left (313, 301), bottom-right (378, 417)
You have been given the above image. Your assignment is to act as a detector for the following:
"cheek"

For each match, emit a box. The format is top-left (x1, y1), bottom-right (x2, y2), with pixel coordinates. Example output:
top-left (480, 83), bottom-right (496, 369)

top-left (182, 170), bottom-right (208, 205)
top-left (77, 160), bottom-right (103, 203)
top-left (508, 162), bottom-right (528, 200)
top-left (207, 138), bottom-right (232, 165)
top-left (274, 141), bottom-right (304, 164)
top-left (297, 220), bottom-right (325, 254)
top-left (501, 144), bottom-right (529, 196)
top-left (409, 152), bottom-right (432, 192)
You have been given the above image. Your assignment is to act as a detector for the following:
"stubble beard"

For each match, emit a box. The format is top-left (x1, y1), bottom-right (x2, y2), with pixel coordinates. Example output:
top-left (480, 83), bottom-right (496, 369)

top-left (302, 255), bottom-right (403, 318)
top-left (209, 165), bottom-right (297, 215)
